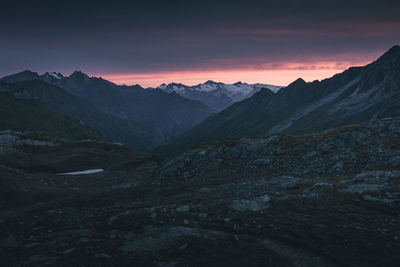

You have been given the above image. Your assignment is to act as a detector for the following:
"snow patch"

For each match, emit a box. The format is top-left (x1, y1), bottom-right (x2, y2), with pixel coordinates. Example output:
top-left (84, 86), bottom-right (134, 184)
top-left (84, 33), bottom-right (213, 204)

top-left (46, 72), bottom-right (63, 79)
top-left (57, 169), bottom-right (104, 175)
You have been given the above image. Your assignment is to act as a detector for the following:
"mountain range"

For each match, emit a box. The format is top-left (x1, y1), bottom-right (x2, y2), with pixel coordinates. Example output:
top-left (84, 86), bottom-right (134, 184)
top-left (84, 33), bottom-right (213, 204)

top-left (1, 46), bottom-right (399, 155)
top-left (156, 45), bottom-right (400, 155)
top-left (0, 71), bottom-right (218, 150)
top-left (0, 70), bottom-right (281, 150)
top-left (0, 80), bottom-right (165, 150)
top-left (156, 81), bottom-right (281, 111)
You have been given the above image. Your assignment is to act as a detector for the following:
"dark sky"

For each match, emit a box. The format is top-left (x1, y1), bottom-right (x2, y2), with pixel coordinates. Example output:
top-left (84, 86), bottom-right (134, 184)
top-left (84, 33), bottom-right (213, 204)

top-left (1, 0), bottom-right (399, 86)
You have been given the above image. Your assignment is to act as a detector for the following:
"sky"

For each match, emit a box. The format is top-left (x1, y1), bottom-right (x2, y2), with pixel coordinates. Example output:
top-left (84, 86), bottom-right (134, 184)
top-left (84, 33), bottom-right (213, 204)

top-left (1, 0), bottom-right (400, 87)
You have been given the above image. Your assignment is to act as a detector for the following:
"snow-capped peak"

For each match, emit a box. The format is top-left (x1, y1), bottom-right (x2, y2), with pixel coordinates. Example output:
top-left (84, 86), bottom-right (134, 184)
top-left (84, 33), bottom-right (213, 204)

top-left (43, 72), bottom-right (64, 79)
top-left (157, 81), bottom-right (282, 103)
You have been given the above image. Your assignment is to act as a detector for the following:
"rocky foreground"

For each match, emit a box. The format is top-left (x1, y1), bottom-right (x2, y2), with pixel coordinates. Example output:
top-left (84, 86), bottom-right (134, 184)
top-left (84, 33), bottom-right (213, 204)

top-left (1, 119), bottom-right (400, 266)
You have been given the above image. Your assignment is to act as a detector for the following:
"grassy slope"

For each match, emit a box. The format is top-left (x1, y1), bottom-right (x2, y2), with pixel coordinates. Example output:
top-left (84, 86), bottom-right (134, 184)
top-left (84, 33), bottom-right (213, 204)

top-left (12, 80), bottom-right (166, 151)
top-left (0, 92), bottom-right (98, 141)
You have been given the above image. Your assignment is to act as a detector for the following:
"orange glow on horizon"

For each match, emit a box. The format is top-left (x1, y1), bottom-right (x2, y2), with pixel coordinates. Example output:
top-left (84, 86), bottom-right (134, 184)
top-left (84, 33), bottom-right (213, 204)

top-left (96, 59), bottom-right (377, 88)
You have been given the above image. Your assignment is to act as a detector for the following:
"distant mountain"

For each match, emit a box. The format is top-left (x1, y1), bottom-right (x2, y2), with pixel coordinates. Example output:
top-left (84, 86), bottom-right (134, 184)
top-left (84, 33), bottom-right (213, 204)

top-left (1, 71), bottom-right (214, 139)
top-left (155, 80), bottom-right (281, 111)
top-left (0, 70), bottom-right (40, 83)
top-left (0, 80), bottom-right (165, 150)
top-left (156, 45), bottom-right (400, 155)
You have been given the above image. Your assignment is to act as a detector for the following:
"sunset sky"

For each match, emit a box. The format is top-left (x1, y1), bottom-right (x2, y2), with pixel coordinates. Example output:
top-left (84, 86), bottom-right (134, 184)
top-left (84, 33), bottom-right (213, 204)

top-left (1, 0), bottom-right (399, 87)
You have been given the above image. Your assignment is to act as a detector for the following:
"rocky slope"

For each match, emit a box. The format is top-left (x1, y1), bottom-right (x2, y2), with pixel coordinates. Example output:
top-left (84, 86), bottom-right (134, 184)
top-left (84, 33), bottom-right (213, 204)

top-left (156, 45), bottom-right (400, 155)
top-left (1, 118), bottom-right (399, 266)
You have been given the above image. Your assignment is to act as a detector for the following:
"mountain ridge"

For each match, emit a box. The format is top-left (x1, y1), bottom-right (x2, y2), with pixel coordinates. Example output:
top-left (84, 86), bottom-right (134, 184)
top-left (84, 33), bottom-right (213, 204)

top-left (1, 71), bottom-right (214, 142)
top-left (155, 80), bottom-right (282, 111)
top-left (0, 80), bottom-right (166, 150)
top-left (155, 45), bottom-right (400, 155)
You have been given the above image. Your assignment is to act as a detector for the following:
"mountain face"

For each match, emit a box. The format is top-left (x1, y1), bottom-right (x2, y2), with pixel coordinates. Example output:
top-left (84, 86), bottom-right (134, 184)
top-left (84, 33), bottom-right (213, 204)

top-left (0, 80), bottom-right (165, 150)
top-left (39, 71), bottom-right (214, 138)
top-left (156, 45), bottom-right (400, 155)
top-left (0, 87), bottom-right (98, 141)
top-left (156, 80), bottom-right (281, 111)
top-left (1, 71), bottom-right (214, 144)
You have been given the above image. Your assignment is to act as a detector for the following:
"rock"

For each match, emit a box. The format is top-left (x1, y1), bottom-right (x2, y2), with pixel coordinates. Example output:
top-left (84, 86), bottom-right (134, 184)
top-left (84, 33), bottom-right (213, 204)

top-left (111, 183), bottom-right (134, 190)
top-left (176, 205), bottom-right (190, 212)
top-left (95, 252), bottom-right (112, 259)
top-left (76, 238), bottom-right (89, 244)
top-left (312, 182), bottom-right (332, 188)
top-left (62, 248), bottom-right (76, 254)
top-left (362, 194), bottom-right (393, 203)
top-left (245, 158), bottom-right (271, 173)
top-left (331, 161), bottom-right (344, 172)
top-left (229, 195), bottom-right (270, 212)
top-left (345, 184), bottom-right (382, 193)
top-left (389, 156), bottom-right (400, 167)
top-left (272, 175), bottom-right (299, 188)
top-left (198, 213), bottom-right (208, 218)
top-left (178, 244), bottom-right (188, 250)
top-left (29, 255), bottom-right (59, 262)
top-left (23, 242), bottom-right (41, 248)
top-left (122, 227), bottom-right (222, 254)
top-left (108, 211), bottom-right (130, 224)
top-left (110, 230), bottom-right (119, 239)
top-left (165, 261), bottom-right (179, 267)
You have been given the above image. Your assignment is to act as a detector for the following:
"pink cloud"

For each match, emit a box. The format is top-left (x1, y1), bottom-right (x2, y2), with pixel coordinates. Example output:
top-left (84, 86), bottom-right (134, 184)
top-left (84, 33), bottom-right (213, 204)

top-left (95, 52), bottom-right (379, 87)
top-left (218, 20), bottom-right (400, 39)
top-left (96, 64), bottom-right (357, 88)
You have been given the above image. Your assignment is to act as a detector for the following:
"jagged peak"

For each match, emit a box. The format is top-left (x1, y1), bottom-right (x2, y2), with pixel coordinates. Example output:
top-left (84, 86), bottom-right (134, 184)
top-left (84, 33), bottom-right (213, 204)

top-left (0, 70), bottom-right (40, 83)
top-left (9, 70), bottom-right (40, 78)
top-left (376, 45), bottom-right (400, 63)
top-left (69, 70), bottom-right (89, 79)
top-left (258, 87), bottom-right (275, 95)
top-left (42, 72), bottom-right (64, 79)
top-left (385, 45), bottom-right (400, 55)
top-left (204, 80), bottom-right (217, 85)
top-left (288, 78), bottom-right (306, 87)
top-left (169, 82), bottom-right (185, 86)
top-left (20, 70), bottom-right (39, 75)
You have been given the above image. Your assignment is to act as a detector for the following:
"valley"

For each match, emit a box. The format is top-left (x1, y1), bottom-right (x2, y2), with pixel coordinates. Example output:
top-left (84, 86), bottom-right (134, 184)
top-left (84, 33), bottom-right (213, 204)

top-left (1, 46), bottom-right (400, 266)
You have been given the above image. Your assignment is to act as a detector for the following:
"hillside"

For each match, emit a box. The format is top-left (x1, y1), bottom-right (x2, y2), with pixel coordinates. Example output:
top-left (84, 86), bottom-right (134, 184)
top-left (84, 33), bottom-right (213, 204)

top-left (1, 118), bottom-right (399, 266)
top-left (0, 91), bottom-right (97, 141)
top-left (0, 80), bottom-right (165, 151)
